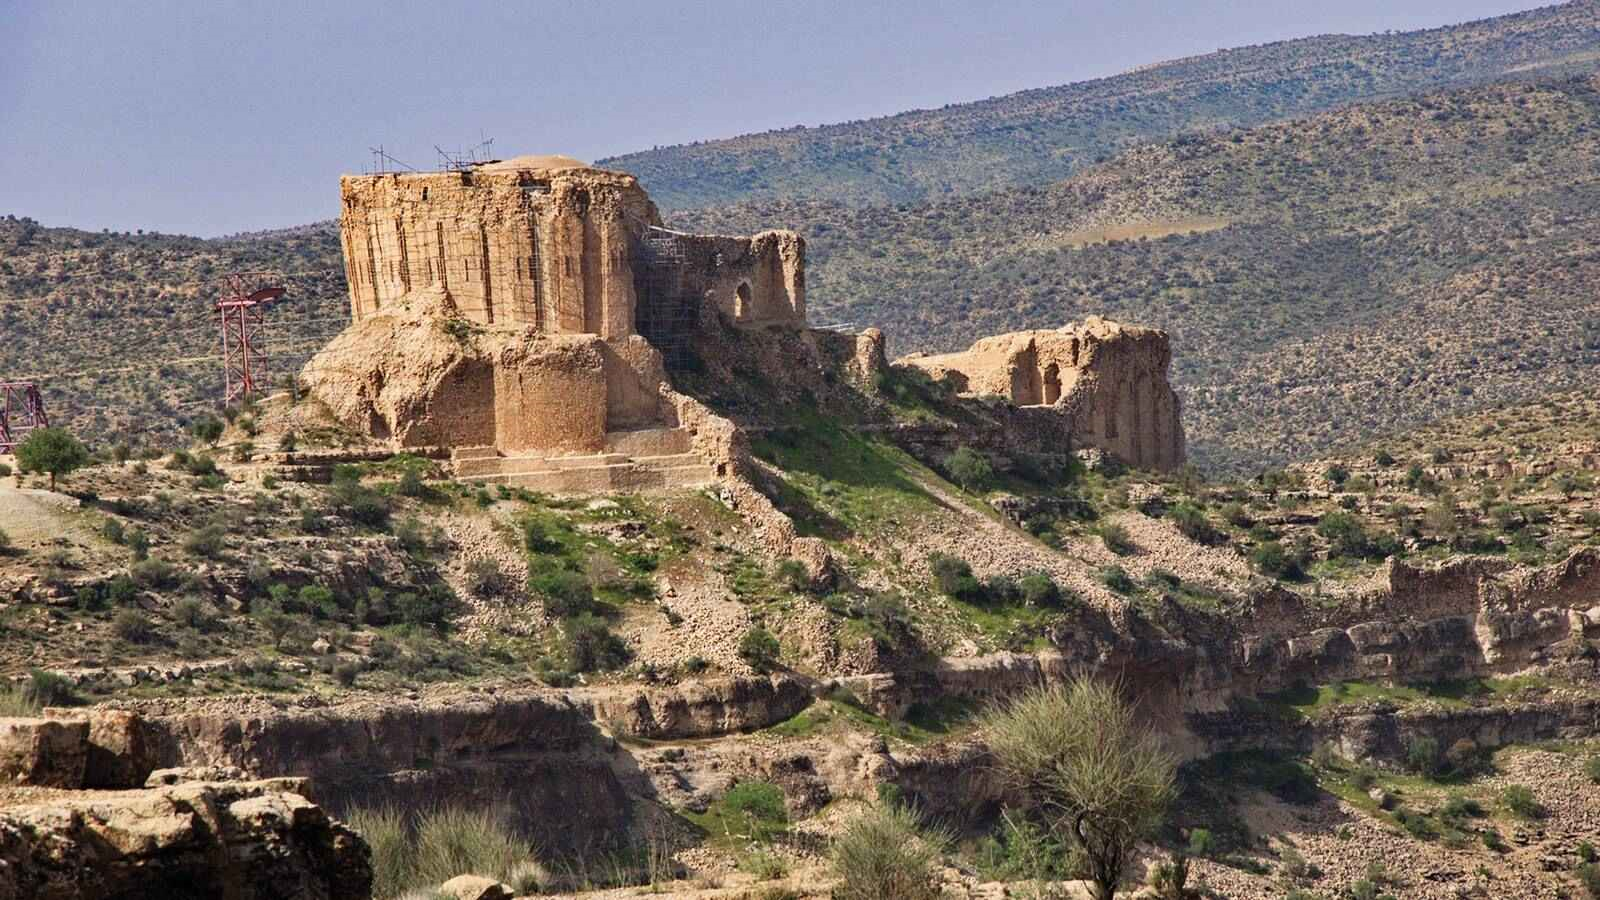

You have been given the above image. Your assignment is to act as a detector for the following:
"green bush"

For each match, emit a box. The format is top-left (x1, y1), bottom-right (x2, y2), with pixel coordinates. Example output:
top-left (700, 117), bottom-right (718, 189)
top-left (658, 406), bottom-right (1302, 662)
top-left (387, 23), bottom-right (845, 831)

top-left (562, 614), bottom-right (630, 673)
top-left (1316, 511), bottom-right (1370, 559)
top-left (724, 781), bottom-right (789, 834)
top-left (331, 480), bottom-right (390, 529)
top-left (348, 804), bottom-right (535, 900)
top-left (190, 416), bottom-right (223, 446)
top-left (0, 527), bottom-right (11, 554)
top-left (1501, 784), bottom-right (1544, 819)
top-left (112, 610), bottom-right (153, 644)
top-left (927, 553), bottom-right (981, 601)
top-left (14, 427), bottom-right (89, 490)
top-left (1017, 572), bottom-right (1061, 607)
top-left (101, 517), bottom-right (125, 545)
top-left (775, 559), bottom-right (810, 592)
top-left (1579, 862), bottom-right (1600, 900)
top-left (1099, 522), bottom-right (1135, 555)
top-left (531, 568), bottom-right (592, 618)
top-left (465, 558), bottom-right (510, 598)
top-left (396, 468), bottom-right (425, 498)
top-left (182, 524), bottom-right (227, 559)
top-left (522, 517), bottom-right (559, 553)
top-left (170, 597), bottom-right (210, 630)
top-left (1584, 754), bottom-right (1600, 785)
top-left (974, 811), bottom-right (1077, 882)
top-left (739, 627), bottom-right (782, 673)
top-left (982, 574), bottom-right (1020, 605)
top-left (1166, 503), bottom-right (1219, 545)
top-left (394, 587), bottom-right (453, 629)
top-left (1100, 565), bottom-right (1136, 594)
top-left (1403, 735), bottom-right (1440, 777)
top-left (831, 803), bottom-right (949, 900)
top-left (944, 446), bottom-right (994, 492)
top-left (17, 668), bottom-right (80, 709)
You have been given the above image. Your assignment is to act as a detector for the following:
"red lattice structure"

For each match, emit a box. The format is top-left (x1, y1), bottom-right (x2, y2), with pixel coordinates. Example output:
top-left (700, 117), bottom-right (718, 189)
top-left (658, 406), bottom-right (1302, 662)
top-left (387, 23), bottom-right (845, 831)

top-left (216, 272), bottom-right (286, 405)
top-left (0, 382), bottom-right (49, 454)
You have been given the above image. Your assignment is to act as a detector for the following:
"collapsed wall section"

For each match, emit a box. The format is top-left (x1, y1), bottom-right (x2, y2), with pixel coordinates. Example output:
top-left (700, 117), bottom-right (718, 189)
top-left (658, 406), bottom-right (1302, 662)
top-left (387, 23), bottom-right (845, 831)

top-left (898, 316), bottom-right (1186, 470)
top-left (299, 285), bottom-right (674, 455)
top-left (633, 227), bottom-right (807, 366)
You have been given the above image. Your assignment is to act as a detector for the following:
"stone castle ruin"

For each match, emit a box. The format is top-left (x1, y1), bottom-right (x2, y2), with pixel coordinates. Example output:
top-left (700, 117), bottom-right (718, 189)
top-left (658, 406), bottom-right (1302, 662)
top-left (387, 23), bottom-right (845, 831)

top-left (898, 318), bottom-right (1185, 471)
top-left (305, 155), bottom-right (808, 493)
top-left (302, 154), bottom-right (1184, 495)
top-left (338, 154), bottom-right (804, 348)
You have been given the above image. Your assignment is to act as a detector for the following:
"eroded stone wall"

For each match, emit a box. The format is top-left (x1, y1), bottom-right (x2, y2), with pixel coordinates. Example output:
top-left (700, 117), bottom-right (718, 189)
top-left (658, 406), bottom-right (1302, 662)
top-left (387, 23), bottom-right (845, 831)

top-left (340, 156), bottom-right (659, 339)
top-left (300, 285), bottom-right (670, 455)
top-left (898, 316), bottom-right (1186, 470)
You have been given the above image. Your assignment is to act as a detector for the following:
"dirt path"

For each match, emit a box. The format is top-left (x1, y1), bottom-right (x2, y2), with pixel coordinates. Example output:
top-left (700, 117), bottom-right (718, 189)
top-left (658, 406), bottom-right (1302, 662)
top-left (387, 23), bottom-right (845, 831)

top-left (0, 485), bottom-right (88, 549)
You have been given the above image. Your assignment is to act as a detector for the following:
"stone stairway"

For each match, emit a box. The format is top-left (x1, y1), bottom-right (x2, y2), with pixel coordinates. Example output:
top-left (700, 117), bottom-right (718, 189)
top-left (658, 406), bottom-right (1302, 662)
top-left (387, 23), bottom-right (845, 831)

top-left (451, 427), bottom-right (716, 494)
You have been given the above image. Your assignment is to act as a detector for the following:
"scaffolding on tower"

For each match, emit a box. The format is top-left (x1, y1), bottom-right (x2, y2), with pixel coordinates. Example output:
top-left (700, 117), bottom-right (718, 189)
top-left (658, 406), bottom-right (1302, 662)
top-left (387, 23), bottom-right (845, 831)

top-left (633, 227), bottom-right (700, 370)
top-left (0, 382), bottom-right (49, 454)
top-left (215, 273), bottom-right (286, 405)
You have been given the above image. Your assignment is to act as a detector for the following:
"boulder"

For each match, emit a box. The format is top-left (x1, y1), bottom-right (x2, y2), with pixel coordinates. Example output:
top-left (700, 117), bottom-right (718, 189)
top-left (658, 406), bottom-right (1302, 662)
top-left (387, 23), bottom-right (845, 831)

top-left (440, 874), bottom-right (514, 900)
top-left (0, 780), bottom-right (369, 899)
top-left (0, 716), bottom-right (87, 787)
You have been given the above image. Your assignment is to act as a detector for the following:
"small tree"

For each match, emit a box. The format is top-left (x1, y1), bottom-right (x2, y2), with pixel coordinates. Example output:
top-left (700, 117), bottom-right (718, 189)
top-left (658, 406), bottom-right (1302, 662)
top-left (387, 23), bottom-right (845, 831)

top-left (944, 446), bottom-right (994, 493)
top-left (739, 626), bottom-right (782, 673)
top-left (190, 415), bottom-right (224, 447)
top-left (980, 679), bottom-right (1175, 900)
top-left (15, 427), bottom-right (89, 490)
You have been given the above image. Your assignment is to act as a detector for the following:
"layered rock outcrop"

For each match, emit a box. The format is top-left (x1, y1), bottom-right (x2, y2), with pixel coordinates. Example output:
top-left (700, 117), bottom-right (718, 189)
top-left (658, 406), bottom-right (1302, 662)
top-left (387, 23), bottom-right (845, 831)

top-left (898, 316), bottom-right (1185, 470)
top-left (0, 780), bottom-right (369, 900)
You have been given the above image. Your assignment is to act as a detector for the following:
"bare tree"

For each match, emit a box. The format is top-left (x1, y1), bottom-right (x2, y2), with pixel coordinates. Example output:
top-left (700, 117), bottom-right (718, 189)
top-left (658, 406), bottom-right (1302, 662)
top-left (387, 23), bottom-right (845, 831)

top-left (980, 678), bottom-right (1175, 900)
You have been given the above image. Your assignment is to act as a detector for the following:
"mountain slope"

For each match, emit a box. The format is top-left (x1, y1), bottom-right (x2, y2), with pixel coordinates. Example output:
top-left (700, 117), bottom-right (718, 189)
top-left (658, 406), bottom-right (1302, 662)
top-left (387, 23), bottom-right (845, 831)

top-left (0, 220), bottom-right (344, 446)
top-left (601, 1), bottom-right (1600, 210)
top-left (670, 75), bottom-right (1600, 472)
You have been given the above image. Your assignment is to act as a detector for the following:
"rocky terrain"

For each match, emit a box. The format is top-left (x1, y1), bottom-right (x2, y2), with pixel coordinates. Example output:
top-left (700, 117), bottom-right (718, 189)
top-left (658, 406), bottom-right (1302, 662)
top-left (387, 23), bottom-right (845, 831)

top-left (1, 309), bottom-right (1598, 897)
top-left (2, 6), bottom-right (1599, 898)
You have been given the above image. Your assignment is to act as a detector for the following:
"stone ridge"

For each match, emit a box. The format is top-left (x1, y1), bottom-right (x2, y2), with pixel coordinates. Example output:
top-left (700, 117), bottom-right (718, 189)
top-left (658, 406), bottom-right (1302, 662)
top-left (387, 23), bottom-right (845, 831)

top-left (897, 315), bottom-right (1185, 470)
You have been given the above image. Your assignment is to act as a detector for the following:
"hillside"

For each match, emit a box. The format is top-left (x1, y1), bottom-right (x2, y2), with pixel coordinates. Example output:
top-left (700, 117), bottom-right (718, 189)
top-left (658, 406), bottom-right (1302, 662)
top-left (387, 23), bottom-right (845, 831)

top-left (672, 74), bottom-right (1600, 472)
top-left (0, 319), bottom-right (1598, 898)
top-left (0, 219), bottom-right (344, 447)
top-left (601, 0), bottom-right (1600, 210)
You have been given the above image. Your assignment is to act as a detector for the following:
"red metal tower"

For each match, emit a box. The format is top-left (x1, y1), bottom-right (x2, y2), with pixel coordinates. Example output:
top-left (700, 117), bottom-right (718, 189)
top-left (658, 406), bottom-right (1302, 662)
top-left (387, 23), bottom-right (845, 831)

top-left (0, 382), bottom-right (49, 454)
top-left (216, 273), bottom-right (286, 405)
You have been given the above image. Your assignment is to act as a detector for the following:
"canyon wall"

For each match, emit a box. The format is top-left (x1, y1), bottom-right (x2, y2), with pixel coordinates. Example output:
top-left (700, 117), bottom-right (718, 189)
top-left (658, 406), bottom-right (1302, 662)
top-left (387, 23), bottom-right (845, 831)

top-left (898, 316), bottom-right (1186, 470)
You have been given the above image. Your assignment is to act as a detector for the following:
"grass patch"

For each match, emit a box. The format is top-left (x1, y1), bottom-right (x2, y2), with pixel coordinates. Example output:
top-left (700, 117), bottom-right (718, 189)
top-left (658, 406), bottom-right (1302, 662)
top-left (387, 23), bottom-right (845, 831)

top-left (751, 408), bottom-right (937, 539)
top-left (680, 781), bottom-right (789, 850)
top-left (764, 688), bottom-right (976, 745)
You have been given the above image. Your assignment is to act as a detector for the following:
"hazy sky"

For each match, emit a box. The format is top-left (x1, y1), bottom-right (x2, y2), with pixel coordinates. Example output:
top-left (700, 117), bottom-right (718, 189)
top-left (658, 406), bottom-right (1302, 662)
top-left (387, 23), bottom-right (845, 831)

top-left (0, 0), bottom-right (1555, 236)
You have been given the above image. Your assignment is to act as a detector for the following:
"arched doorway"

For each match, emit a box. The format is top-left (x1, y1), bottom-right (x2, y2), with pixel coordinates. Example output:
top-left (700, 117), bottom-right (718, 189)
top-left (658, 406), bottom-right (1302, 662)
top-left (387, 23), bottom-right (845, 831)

top-left (734, 283), bottom-right (751, 322)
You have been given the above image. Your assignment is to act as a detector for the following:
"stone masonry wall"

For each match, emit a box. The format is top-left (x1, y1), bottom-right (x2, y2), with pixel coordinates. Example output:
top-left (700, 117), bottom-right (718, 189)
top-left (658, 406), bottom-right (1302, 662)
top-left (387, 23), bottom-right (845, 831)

top-left (897, 316), bottom-right (1186, 470)
top-left (340, 156), bottom-right (659, 339)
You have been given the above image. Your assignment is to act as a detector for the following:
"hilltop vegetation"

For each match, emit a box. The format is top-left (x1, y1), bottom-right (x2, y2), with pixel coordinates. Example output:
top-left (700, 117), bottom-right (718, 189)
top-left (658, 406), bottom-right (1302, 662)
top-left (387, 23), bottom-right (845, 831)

top-left (0, 219), bottom-right (343, 447)
top-left (674, 75), bottom-right (1600, 472)
top-left (603, 1), bottom-right (1600, 210)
